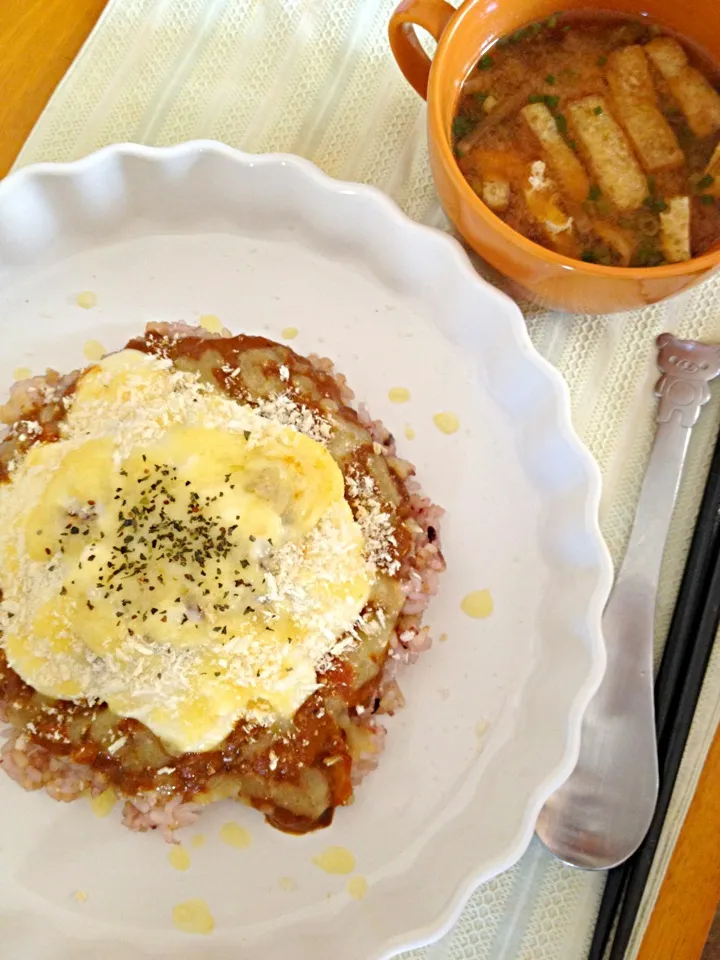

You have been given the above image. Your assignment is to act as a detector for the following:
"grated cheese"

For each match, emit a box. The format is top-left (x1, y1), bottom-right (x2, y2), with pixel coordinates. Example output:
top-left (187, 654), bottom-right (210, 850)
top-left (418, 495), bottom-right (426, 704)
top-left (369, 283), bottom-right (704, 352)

top-left (0, 349), bottom-right (390, 753)
top-left (345, 470), bottom-right (399, 574)
top-left (252, 391), bottom-right (333, 444)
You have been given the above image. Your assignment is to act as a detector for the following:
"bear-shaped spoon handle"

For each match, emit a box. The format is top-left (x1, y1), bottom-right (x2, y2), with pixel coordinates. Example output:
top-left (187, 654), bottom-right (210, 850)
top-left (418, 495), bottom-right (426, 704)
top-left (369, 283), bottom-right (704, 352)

top-left (535, 334), bottom-right (720, 870)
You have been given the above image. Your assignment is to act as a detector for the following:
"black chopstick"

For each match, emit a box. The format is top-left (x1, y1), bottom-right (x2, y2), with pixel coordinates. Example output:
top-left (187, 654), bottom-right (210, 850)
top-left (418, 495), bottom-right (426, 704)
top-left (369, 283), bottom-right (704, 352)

top-left (587, 871), bottom-right (626, 960)
top-left (588, 415), bottom-right (720, 960)
top-left (607, 547), bottom-right (720, 959)
top-left (655, 422), bottom-right (720, 751)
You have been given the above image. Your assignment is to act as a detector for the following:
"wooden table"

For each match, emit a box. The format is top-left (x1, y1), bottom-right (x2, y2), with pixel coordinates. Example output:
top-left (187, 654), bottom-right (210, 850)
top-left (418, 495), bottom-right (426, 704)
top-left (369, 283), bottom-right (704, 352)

top-left (0, 0), bottom-right (718, 956)
top-left (0, 0), bottom-right (109, 176)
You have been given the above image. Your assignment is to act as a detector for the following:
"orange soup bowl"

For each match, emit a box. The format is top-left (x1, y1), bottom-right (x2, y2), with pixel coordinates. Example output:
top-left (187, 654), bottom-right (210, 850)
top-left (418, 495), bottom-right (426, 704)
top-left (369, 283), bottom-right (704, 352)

top-left (389, 0), bottom-right (720, 314)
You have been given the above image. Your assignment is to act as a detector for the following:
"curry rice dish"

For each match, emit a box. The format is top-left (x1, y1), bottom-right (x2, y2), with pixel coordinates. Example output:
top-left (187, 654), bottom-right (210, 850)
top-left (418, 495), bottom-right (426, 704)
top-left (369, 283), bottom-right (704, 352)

top-left (0, 323), bottom-right (445, 839)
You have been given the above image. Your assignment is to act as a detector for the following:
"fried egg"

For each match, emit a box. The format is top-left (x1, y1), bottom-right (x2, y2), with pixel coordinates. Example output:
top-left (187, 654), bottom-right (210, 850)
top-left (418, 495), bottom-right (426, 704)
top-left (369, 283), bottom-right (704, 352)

top-left (0, 350), bottom-right (373, 752)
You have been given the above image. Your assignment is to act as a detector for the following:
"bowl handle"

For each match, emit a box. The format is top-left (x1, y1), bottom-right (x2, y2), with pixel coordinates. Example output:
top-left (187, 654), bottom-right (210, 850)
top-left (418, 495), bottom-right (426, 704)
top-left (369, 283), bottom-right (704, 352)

top-left (388, 0), bottom-right (455, 100)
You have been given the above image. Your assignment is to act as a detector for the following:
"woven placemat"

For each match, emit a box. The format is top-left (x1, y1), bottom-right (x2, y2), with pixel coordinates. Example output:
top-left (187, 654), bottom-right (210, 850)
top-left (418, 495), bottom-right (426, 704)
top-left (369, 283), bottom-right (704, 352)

top-left (13, 1), bottom-right (720, 956)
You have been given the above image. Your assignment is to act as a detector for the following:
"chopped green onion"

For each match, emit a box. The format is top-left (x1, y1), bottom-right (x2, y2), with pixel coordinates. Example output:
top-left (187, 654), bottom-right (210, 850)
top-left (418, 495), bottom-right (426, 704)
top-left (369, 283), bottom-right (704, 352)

top-left (643, 194), bottom-right (668, 213)
top-left (581, 249), bottom-right (599, 263)
top-left (647, 175), bottom-right (657, 195)
top-left (545, 74), bottom-right (556, 85)
top-left (632, 240), bottom-right (665, 267)
top-left (588, 184), bottom-right (602, 202)
top-left (696, 173), bottom-right (715, 191)
top-left (528, 93), bottom-right (560, 109)
top-left (477, 54), bottom-right (494, 70)
top-left (597, 55), bottom-right (608, 66)
top-left (452, 116), bottom-right (475, 139)
top-left (472, 91), bottom-right (489, 105)
top-left (700, 194), bottom-right (716, 206)
top-left (555, 113), bottom-right (568, 135)
top-left (593, 105), bottom-right (603, 115)
top-left (547, 13), bottom-right (558, 28)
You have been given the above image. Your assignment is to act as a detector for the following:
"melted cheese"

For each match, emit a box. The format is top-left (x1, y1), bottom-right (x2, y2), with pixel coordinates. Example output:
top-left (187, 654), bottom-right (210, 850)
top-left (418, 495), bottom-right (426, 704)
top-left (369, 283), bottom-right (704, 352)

top-left (0, 350), bottom-right (374, 752)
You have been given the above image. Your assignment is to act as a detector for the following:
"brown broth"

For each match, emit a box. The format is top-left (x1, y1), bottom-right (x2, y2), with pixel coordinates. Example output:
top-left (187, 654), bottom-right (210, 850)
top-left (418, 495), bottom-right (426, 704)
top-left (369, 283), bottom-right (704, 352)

top-left (453, 11), bottom-right (720, 267)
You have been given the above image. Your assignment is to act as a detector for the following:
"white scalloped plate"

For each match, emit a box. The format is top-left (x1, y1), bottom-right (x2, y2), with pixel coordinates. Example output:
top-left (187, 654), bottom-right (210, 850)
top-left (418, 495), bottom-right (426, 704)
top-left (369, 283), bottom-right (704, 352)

top-left (0, 143), bottom-right (611, 960)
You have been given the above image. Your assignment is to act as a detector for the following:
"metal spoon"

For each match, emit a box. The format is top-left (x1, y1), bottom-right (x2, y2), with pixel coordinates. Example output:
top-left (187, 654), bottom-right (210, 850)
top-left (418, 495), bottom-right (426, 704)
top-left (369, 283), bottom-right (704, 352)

top-left (535, 333), bottom-right (720, 870)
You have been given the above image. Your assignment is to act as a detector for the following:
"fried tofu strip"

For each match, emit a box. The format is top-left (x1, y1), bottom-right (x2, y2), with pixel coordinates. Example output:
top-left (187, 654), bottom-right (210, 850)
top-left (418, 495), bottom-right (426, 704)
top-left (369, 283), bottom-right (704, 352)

top-left (462, 150), bottom-right (518, 212)
top-left (567, 96), bottom-right (647, 210)
top-left (660, 196), bottom-right (691, 262)
top-left (521, 102), bottom-right (591, 203)
top-left (523, 161), bottom-right (578, 257)
top-left (646, 37), bottom-right (720, 137)
top-left (704, 141), bottom-right (720, 197)
top-left (606, 45), bottom-right (684, 172)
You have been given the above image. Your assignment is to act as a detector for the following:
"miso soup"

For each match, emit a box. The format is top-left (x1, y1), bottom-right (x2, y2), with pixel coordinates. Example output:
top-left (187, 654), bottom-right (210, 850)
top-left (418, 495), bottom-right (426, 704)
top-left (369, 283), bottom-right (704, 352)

top-left (452, 12), bottom-right (720, 267)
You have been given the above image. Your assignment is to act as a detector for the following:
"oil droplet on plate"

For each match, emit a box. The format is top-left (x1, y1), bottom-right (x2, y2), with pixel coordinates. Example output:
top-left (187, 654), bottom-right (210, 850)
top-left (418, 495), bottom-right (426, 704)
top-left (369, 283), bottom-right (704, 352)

top-left (73, 890), bottom-right (88, 904)
top-left (439, 632), bottom-right (448, 642)
top-left (199, 314), bottom-right (222, 333)
top-left (433, 411), bottom-right (460, 434)
top-left (76, 290), bottom-right (97, 309)
top-left (461, 589), bottom-right (494, 619)
top-left (89, 787), bottom-right (116, 818)
top-left (476, 719), bottom-right (489, 746)
top-left (190, 833), bottom-right (206, 849)
top-left (220, 821), bottom-right (252, 849)
top-left (13, 367), bottom-right (31, 381)
top-left (173, 899), bottom-right (215, 935)
top-left (347, 876), bottom-right (368, 900)
top-left (83, 340), bottom-right (106, 362)
top-left (168, 845), bottom-right (191, 871)
top-left (281, 326), bottom-right (299, 340)
top-left (388, 387), bottom-right (410, 403)
top-left (404, 425), bottom-right (415, 440)
top-left (312, 846), bottom-right (356, 875)
top-left (279, 876), bottom-right (297, 892)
